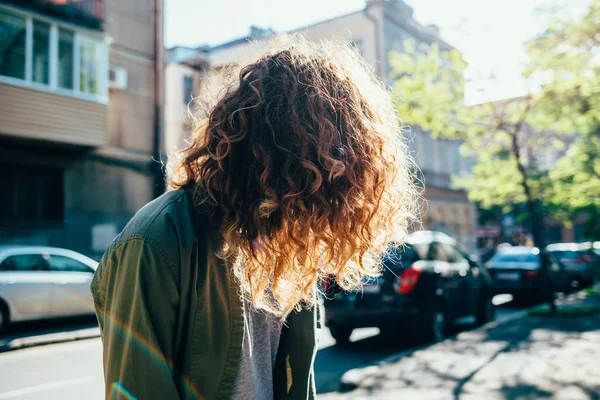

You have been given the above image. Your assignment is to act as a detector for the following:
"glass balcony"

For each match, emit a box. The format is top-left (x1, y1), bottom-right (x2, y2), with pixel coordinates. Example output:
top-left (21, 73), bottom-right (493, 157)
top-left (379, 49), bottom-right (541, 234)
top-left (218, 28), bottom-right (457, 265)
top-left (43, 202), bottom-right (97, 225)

top-left (3, 0), bottom-right (104, 29)
top-left (42, 0), bottom-right (104, 20)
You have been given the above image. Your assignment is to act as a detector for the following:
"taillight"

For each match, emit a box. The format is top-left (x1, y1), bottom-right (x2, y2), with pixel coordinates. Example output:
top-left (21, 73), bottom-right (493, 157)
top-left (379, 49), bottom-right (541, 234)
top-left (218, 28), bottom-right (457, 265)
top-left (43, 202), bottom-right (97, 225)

top-left (398, 265), bottom-right (421, 294)
top-left (576, 255), bottom-right (591, 263)
top-left (322, 274), bottom-right (336, 294)
top-left (525, 270), bottom-right (539, 278)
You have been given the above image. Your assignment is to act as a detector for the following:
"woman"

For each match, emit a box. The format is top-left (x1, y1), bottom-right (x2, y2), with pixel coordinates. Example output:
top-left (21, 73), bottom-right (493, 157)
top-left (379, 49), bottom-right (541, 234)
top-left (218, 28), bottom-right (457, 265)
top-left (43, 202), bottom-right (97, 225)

top-left (92, 35), bottom-right (418, 399)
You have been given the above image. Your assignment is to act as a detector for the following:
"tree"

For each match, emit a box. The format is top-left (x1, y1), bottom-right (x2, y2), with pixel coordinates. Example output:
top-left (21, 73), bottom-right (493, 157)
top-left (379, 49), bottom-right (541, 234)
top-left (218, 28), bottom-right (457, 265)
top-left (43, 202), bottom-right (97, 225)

top-left (546, 134), bottom-right (600, 238)
top-left (526, 0), bottom-right (600, 239)
top-left (390, 0), bottom-right (600, 244)
top-left (390, 42), bottom-right (548, 246)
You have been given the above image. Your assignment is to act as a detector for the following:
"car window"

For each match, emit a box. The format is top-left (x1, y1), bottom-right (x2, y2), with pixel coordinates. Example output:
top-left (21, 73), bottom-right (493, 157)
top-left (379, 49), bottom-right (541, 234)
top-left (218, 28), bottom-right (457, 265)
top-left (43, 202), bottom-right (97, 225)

top-left (382, 244), bottom-right (423, 269)
top-left (46, 255), bottom-right (93, 273)
top-left (442, 243), bottom-right (469, 265)
top-left (426, 242), bottom-right (449, 262)
top-left (549, 250), bottom-right (585, 260)
top-left (0, 254), bottom-right (48, 272)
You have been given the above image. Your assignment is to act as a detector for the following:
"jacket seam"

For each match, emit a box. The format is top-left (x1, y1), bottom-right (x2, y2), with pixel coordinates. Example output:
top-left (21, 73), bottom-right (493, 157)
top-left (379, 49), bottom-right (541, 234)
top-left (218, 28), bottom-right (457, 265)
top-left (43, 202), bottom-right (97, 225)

top-left (141, 191), bottom-right (187, 237)
top-left (110, 235), bottom-right (180, 283)
top-left (111, 190), bottom-right (190, 281)
top-left (215, 265), bottom-right (244, 399)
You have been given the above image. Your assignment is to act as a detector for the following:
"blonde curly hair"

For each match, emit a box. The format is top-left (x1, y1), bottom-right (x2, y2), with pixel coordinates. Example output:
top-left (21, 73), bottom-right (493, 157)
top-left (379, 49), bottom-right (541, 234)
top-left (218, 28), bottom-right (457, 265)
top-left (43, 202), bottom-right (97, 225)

top-left (169, 34), bottom-right (419, 316)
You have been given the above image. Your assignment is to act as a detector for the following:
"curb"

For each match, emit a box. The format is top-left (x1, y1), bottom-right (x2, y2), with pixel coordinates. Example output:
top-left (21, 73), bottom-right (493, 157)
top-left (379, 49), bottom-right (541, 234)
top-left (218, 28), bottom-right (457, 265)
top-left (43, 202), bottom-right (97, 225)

top-left (338, 308), bottom-right (530, 392)
top-left (0, 327), bottom-right (100, 353)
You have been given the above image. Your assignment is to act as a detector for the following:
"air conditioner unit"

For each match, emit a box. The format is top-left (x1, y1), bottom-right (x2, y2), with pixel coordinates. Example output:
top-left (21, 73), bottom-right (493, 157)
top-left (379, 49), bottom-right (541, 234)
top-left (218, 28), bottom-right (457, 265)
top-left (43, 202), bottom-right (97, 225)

top-left (109, 65), bottom-right (128, 90)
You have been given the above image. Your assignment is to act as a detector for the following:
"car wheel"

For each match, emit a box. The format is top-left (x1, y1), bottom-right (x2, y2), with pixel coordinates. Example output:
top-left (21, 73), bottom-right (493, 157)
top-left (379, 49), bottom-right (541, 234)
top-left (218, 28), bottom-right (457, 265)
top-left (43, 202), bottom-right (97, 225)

top-left (420, 306), bottom-right (448, 343)
top-left (476, 294), bottom-right (495, 326)
top-left (0, 301), bottom-right (9, 333)
top-left (330, 326), bottom-right (353, 346)
top-left (581, 277), bottom-right (595, 289)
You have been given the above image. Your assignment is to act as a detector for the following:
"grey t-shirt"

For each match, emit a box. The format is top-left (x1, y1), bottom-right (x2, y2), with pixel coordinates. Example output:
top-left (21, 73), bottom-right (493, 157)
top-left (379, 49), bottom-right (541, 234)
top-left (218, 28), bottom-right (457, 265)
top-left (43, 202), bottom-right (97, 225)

top-left (232, 297), bottom-right (283, 399)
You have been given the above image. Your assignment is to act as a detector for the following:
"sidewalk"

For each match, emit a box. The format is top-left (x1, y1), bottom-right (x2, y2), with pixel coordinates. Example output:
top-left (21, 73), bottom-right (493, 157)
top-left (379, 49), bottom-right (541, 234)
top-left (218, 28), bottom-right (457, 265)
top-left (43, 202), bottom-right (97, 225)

top-left (0, 316), bottom-right (99, 353)
top-left (322, 288), bottom-right (600, 400)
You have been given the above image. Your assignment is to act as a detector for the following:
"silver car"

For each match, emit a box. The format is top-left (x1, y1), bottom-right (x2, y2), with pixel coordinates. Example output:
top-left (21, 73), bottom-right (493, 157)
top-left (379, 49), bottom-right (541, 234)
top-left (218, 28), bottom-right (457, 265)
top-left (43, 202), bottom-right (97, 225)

top-left (0, 245), bottom-right (98, 331)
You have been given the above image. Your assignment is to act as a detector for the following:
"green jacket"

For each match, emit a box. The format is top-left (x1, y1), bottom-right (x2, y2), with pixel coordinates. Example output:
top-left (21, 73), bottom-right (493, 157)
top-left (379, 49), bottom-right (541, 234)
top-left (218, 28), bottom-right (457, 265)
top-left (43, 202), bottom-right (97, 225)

top-left (91, 188), bottom-right (320, 400)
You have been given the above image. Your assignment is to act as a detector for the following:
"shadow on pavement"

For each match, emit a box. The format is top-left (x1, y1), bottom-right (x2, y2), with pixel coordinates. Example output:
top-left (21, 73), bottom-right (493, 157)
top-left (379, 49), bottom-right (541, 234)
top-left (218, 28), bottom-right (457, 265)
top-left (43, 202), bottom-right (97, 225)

top-left (314, 308), bottom-right (505, 394)
top-left (0, 315), bottom-right (98, 343)
top-left (315, 332), bottom-right (410, 394)
top-left (349, 294), bottom-right (600, 399)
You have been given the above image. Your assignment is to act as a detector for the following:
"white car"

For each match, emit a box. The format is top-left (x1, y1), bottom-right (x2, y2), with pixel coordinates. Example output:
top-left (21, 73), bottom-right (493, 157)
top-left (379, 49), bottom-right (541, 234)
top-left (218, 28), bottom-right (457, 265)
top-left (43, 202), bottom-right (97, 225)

top-left (0, 245), bottom-right (98, 331)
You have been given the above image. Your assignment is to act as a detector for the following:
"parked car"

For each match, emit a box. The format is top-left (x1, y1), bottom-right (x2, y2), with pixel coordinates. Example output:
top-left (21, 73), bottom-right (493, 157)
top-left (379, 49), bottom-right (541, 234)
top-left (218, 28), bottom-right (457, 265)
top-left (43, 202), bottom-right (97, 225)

top-left (0, 245), bottom-right (98, 331)
top-left (546, 243), bottom-right (598, 289)
top-left (322, 231), bottom-right (495, 345)
top-left (486, 246), bottom-right (569, 301)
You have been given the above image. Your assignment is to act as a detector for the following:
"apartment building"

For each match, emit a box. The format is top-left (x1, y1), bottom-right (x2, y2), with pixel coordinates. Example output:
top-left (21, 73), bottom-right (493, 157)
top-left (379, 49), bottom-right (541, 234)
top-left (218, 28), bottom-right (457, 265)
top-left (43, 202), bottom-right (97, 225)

top-left (0, 0), bottom-right (162, 258)
top-left (165, 0), bottom-right (477, 250)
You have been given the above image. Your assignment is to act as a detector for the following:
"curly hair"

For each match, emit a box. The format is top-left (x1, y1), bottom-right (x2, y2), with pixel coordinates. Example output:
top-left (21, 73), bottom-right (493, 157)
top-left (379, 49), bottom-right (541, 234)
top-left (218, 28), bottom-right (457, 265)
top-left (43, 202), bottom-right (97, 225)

top-left (169, 35), bottom-right (419, 316)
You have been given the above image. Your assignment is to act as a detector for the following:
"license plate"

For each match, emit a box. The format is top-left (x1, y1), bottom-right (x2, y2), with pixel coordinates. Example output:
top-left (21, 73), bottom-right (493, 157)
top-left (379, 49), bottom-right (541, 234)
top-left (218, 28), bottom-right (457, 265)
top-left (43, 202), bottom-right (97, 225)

top-left (361, 283), bottom-right (381, 293)
top-left (495, 272), bottom-right (520, 281)
top-left (351, 283), bottom-right (381, 294)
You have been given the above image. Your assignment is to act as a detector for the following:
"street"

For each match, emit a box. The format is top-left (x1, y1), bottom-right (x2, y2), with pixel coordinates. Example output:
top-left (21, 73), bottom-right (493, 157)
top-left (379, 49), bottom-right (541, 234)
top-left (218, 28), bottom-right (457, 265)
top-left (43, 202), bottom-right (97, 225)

top-left (319, 289), bottom-right (600, 399)
top-left (0, 297), bottom-right (520, 399)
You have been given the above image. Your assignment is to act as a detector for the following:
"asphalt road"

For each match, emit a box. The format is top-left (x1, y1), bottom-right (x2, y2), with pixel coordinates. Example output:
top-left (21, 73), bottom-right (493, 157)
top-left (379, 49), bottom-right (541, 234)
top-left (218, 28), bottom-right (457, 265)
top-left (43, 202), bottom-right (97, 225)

top-left (0, 296), bottom-right (521, 399)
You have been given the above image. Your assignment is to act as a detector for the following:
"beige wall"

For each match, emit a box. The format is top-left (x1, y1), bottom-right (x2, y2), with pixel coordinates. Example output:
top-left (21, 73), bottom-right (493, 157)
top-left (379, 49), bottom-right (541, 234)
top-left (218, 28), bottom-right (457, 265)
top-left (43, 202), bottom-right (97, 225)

top-left (104, 0), bottom-right (155, 56)
top-left (105, 0), bottom-right (156, 155)
top-left (106, 52), bottom-right (155, 153)
top-left (300, 9), bottom-right (383, 78)
top-left (165, 63), bottom-right (197, 154)
top-left (422, 186), bottom-right (477, 251)
top-left (0, 83), bottom-right (107, 147)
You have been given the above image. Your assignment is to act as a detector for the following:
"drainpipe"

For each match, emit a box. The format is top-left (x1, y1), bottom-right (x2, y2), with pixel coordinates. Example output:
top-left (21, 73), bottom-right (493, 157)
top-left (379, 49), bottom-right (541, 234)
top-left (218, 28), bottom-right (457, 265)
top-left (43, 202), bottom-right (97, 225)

top-left (364, 3), bottom-right (383, 79)
top-left (152, 0), bottom-right (165, 198)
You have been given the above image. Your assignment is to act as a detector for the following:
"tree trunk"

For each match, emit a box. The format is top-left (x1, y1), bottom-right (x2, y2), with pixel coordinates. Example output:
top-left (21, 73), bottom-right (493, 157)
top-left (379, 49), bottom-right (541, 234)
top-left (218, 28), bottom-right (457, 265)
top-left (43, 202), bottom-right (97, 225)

top-left (510, 130), bottom-right (545, 248)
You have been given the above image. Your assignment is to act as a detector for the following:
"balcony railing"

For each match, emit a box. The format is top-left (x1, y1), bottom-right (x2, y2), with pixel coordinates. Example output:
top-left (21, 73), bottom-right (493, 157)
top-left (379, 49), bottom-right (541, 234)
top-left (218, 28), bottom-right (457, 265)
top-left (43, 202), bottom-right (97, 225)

top-left (6, 0), bottom-right (105, 29)
top-left (42, 0), bottom-right (103, 20)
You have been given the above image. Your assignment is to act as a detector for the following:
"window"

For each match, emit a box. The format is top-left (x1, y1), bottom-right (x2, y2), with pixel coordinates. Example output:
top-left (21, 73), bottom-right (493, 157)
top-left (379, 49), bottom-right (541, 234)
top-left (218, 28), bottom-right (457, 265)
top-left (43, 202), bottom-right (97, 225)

top-left (426, 242), bottom-right (449, 262)
top-left (47, 255), bottom-right (93, 273)
top-left (452, 141), bottom-right (461, 175)
top-left (442, 243), bottom-right (470, 266)
top-left (183, 75), bottom-right (193, 104)
top-left (32, 20), bottom-right (50, 84)
top-left (0, 163), bottom-right (64, 222)
top-left (420, 131), bottom-right (433, 171)
top-left (58, 28), bottom-right (74, 89)
top-left (438, 139), bottom-right (448, 174)
top-left (0, 9), bottom-right (26, 80)
top-left (80, 35), bottom-right (102, 95)
top-left (0, 8), bottom-right (107, 100)
top-left (0, 255), bottom-right (47, 272)
top-left (382, 245), bottom-right (419, 269)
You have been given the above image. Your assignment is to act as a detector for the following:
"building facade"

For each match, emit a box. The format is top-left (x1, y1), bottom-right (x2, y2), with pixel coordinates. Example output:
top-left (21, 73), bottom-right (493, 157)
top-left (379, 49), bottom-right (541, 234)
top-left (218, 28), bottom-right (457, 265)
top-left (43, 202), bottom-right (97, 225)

top-left (0, 0), bottom-right (162, 259)
top-left (165, 0), bottom-right (477, 250)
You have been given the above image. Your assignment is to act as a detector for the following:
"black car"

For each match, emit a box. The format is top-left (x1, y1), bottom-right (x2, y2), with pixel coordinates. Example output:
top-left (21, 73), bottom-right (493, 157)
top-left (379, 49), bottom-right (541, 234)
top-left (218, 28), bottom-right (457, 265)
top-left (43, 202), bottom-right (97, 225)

top-left (486, 246), bottom-right (570, 301)
top-left (546, 243), bottom-right (597, 288)
top-left (323, 231), bottom-right (494, 345)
